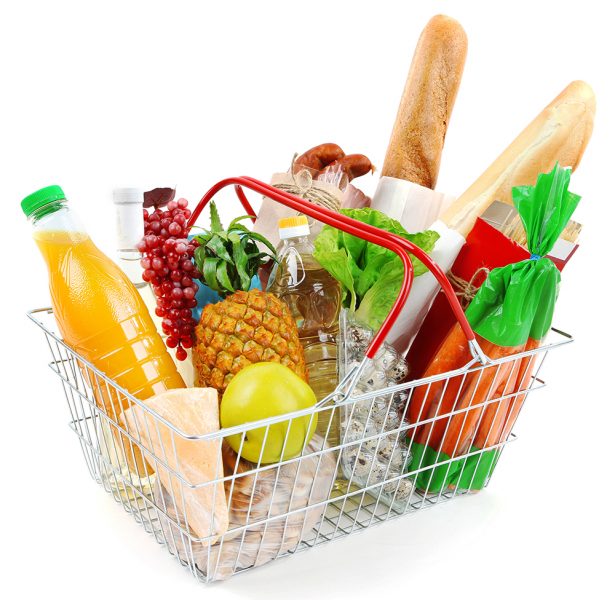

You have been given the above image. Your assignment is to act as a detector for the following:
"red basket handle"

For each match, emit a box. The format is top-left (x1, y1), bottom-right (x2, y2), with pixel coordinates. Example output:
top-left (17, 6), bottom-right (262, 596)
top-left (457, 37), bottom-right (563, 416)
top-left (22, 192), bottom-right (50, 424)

top-left (187, 176), bottom-right (479, 361)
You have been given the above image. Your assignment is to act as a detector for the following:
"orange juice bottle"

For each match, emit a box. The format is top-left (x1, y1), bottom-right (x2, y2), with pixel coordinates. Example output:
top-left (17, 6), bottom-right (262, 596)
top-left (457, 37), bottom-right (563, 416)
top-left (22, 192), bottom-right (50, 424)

top-left (23, 186), bottom-right (185, 475)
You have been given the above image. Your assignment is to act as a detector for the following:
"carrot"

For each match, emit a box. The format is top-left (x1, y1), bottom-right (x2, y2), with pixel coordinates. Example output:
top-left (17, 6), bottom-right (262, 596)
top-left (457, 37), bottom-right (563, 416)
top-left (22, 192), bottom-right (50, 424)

top-left (408, 326), bottom-right (531, 494)
top-left (447, 340), bottom-right (537, 491)
top-left (416, 372), bottom-right (465, 449)
top-left (497, 338), bottom-right (541, 444)
top-left (439, 344), bottom-right (521, 458)
top-left (407, 324), bottom-right (469, 422)
top-left (406, 324), bottom-right (470, 445)
top-left (474, 357), bottom-right (522, 449)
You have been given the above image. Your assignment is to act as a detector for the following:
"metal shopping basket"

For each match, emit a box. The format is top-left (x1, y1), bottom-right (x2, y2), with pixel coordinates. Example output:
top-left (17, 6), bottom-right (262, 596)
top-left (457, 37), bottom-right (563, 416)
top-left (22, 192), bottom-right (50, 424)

top-left (27, 176), bottom-right (573, 582)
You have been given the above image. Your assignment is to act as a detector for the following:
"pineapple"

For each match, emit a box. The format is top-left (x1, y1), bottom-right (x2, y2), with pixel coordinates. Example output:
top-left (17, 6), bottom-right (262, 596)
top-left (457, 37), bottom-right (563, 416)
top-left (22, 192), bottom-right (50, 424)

top-left (193, 289), bottom-right (308, 394)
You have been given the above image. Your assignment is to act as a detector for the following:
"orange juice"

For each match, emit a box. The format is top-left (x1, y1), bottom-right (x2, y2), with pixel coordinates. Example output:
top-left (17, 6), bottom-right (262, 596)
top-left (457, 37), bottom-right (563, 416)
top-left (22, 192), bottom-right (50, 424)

top-left (23, 186), bottom-right (185, 476)
top-left (34, 230), bottom-right (186, 403)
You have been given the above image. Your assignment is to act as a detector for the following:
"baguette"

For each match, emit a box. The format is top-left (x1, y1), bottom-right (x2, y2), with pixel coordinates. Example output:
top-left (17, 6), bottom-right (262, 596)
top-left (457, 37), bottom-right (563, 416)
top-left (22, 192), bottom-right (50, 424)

top-left (442, 80), bottom-right (596, 237)
top-left (381, 15), bottom-right (468, 189)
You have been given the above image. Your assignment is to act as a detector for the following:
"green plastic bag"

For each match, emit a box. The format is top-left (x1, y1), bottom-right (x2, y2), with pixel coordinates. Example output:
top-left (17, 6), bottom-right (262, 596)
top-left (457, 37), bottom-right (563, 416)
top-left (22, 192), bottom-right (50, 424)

top-left (408, 164), bottom-right (581, 493)
top-left (466, 164), bottom-right (580, 346)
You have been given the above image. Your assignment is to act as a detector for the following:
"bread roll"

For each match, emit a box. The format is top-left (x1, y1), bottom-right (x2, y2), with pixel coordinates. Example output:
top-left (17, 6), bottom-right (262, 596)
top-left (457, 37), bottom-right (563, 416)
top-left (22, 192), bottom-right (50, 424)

top-left (442, 80), bottom-right (596, 237)
top-left (121, 388), bottom-right (229, 544)
top-left (381, 15), bottom-right (468, 189)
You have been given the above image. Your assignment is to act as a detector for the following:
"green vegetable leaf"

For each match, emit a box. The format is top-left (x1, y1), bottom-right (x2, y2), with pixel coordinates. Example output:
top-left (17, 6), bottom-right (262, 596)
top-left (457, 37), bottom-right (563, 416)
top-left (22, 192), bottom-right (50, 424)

top-left (205, 235), bottom-right (233, 263)
top-left (229, 215), bottom-right (256, 229)
top-left (191, 201), bottom-right (277, 296)
top-left (228, 222), bottom-right (250, 234)
top-left (193, 244), bottom-right (205, 275)
top-left (209, 202), bottom-right (223, 233)
top-left (243, 230), bottom-right (277, 255)
top-left (405, 229), bottom-right (439, 278)
top-left (202, 257), bottom-right (222, 291)
top-left (313, 225), bottom-right (357, 310)
top-left (216, 261), bottom-right (235, 292)
top-left (313, 207), bottom-right (439, 330)
top-left (231, 234), bottom-right (251, 290)
top-left (356, 254), bottom-right (392, 298)
top-left (355, 260), bottom-right (405, 331)
top-left (247, 250), bottom-right (277, 263)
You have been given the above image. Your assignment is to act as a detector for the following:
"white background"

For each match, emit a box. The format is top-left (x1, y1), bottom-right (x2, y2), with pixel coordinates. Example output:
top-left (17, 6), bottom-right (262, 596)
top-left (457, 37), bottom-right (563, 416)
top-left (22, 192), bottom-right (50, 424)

top-left (1, 1), bottom-right (613, 598)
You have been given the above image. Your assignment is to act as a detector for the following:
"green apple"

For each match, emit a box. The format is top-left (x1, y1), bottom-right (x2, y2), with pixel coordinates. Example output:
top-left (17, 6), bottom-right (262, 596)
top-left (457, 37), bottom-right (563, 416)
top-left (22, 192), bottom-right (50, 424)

top-left (220, 362), bottom-right (318, 463)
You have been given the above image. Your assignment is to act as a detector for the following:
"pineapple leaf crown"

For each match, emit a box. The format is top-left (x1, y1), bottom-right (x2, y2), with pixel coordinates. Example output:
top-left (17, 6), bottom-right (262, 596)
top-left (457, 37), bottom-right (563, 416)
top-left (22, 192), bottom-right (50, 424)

top-left (192, 202), bottom-right (277, 297)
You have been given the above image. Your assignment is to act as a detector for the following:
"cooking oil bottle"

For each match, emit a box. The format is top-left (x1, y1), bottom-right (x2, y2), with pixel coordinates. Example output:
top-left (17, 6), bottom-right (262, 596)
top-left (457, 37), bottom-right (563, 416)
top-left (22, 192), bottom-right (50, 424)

top-left (267, 216), bottom-right (342, 446)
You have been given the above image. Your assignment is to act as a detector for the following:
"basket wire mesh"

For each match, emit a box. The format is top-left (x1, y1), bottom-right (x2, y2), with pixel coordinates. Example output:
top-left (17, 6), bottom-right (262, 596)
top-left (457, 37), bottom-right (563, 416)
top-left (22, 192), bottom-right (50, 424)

top-left (28, 307), bottom-right (571, 582)
top-left (27, 175), bottom-right (573, 582)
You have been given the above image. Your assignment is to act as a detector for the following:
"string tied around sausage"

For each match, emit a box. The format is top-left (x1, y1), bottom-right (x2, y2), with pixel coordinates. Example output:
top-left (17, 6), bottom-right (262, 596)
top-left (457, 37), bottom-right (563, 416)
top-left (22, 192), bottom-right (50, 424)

top-left (270, 154), bottom-right (342, 214)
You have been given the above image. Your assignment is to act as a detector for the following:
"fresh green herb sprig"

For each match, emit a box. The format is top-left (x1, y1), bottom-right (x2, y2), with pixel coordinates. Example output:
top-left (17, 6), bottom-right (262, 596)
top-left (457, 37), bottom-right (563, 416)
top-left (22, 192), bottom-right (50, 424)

top-left (192, 202), bottom-right (276, 296)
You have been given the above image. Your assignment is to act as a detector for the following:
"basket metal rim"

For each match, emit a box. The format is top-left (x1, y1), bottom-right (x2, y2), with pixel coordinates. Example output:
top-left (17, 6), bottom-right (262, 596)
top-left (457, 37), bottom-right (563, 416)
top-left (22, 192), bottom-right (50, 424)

top-left (27, 306), bottom-right (573, 442)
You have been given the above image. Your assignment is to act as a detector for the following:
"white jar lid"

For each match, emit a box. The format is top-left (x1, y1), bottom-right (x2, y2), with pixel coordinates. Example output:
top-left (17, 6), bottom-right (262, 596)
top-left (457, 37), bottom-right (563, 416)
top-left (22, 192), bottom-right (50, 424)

top-left (113, 187), bottom-right (143, 205)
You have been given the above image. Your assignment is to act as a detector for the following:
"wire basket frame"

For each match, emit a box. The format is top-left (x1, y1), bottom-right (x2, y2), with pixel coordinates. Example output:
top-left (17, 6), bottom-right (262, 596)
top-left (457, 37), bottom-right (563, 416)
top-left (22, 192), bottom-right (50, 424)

top-left (26, 177), bottom-right (574, 582)
top-left (28, 308), bottom-right (570, 582)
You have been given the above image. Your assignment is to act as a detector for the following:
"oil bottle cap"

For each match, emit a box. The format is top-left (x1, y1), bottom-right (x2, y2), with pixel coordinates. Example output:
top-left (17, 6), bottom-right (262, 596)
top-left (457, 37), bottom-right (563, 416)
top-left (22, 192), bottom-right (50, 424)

top-left (278, 215), bottom-right (310, 239)
top-left (21, 185), bottom-right (66, 217)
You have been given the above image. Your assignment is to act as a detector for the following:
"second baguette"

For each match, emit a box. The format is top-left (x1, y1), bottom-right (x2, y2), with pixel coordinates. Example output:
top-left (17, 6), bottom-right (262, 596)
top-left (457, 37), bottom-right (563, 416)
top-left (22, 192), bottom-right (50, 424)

top-left (442, 80), bottom-right (596, 237)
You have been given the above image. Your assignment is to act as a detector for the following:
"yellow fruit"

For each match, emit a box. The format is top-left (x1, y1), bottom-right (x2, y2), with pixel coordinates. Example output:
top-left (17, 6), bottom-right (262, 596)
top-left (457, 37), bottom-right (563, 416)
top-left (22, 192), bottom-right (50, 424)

top-left (193, 289), bottom-right (308, 395)
top-left (221, 362), bottom-right (318, 463)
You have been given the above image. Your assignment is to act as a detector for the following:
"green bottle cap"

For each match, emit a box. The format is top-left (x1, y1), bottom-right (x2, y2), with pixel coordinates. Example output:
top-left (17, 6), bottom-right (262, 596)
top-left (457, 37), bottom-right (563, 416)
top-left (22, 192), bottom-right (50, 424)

top-left (21, 185), bottom-right (66, 217)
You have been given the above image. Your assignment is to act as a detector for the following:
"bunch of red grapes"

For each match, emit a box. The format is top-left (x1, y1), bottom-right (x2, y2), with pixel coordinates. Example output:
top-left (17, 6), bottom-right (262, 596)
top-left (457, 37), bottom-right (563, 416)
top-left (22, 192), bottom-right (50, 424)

top-left (137, 198), bottom-right (200, 361)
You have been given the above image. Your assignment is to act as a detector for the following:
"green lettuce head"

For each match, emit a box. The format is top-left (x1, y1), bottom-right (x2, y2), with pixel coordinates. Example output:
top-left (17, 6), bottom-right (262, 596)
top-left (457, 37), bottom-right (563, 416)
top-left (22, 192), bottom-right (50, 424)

top-left (314, 207), bottom-right (439, 331)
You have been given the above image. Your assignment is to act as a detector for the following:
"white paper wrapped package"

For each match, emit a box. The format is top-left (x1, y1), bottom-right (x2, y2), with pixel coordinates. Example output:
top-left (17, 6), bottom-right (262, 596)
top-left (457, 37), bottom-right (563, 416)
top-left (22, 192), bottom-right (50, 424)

top-left (370, 177), bottom-right (460, 354)
top-left (384, 220), bottom-right (465, 354)
top-left (371, 176), bottom-right (455, 234)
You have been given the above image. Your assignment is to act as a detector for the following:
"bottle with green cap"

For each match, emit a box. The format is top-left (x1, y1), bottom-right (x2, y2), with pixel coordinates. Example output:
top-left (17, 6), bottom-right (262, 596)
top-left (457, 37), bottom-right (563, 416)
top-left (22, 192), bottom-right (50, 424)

top-left (22, 186), bottom-right (185, 476)
top-left (267, 215), bottom-right (342, 444)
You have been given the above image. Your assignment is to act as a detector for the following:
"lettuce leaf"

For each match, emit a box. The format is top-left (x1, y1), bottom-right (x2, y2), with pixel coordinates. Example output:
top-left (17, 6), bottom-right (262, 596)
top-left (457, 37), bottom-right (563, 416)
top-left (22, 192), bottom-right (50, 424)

top-left (311, 225), bottom-right (357, 309)
top-left (314, 207), bottom-right (439, 330)
top-left (355, 260), bottom-right (405, 331)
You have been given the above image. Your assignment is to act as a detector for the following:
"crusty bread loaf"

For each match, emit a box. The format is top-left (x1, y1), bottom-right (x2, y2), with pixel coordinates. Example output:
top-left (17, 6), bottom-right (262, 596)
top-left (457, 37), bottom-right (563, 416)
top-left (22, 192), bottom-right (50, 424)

top-left (381, 15), bottom-right (468, 189)
top-left (442, 80), bottom-right (596, 237)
